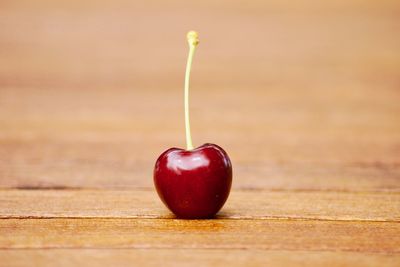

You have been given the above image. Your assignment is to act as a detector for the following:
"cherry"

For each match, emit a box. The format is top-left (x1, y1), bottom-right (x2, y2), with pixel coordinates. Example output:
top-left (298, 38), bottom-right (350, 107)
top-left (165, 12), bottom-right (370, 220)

top-left (153, 31), bottom-right (233, 219)
top-left (154, 143), bottom-right (232, 219)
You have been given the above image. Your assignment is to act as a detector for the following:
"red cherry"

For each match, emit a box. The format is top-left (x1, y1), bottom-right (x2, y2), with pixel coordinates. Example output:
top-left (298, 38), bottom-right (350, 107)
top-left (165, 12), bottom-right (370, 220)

top-left (154, 143), bottom-right (232, 219)
top-left (154, 33), bottom-right (232, 218)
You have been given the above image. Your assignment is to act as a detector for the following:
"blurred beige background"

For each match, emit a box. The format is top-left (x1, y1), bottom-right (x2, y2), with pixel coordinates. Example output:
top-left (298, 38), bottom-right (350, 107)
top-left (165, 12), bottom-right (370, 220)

top-left (0, 0), bottom-right (399, 190)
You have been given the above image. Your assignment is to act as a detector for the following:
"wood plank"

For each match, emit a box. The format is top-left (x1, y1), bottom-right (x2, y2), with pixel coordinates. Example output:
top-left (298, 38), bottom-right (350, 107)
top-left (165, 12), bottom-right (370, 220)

top-left (1, 146), bottom-right (399, 191)
top-left (1, 218), bottom-right (399, 252)
top-left (0, 118), bottom-right (399, 192)
top-left (0, 190), bottom-right (399, 221)
top-left (1, 249), bottom-right (400, 267)
top-left (0, 133), bottom-right (399, 191)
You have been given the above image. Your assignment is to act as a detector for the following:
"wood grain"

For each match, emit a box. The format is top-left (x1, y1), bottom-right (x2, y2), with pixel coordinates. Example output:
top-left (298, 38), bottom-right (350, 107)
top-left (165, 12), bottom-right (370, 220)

top-left (2, 250), bottom-right (400, 267)
top-left (1, 218), bottom-right (399, 252)
top-left (1, 136), bottom-right (399, 191)
top-left (0, 190), bottom-right (399, 221)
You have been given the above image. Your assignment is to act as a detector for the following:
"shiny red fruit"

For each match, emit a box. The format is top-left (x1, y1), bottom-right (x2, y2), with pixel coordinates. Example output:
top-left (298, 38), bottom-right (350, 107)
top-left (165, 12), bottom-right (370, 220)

top-left (154, 143), bottom-right (232, 219)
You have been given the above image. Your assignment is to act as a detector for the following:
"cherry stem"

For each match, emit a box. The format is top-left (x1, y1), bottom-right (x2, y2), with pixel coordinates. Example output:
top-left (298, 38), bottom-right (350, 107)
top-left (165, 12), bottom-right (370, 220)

top-left (184, 31), bottom-right (199, 150)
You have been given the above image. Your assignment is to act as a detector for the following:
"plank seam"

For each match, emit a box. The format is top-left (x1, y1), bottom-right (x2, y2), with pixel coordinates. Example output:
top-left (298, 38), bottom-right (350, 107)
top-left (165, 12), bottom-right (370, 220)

top-left (0, 216), bottom-right (399, 223)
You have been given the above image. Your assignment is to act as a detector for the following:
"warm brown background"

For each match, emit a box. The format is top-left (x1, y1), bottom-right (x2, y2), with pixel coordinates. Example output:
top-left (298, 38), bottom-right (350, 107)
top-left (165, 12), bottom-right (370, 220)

top-left (1, 0), bottom-right (400, 266)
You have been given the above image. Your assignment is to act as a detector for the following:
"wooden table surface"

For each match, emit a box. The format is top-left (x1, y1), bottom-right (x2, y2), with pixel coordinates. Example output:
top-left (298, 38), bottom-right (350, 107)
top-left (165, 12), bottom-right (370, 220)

top-left (1, 0), bottom-right (399, 266)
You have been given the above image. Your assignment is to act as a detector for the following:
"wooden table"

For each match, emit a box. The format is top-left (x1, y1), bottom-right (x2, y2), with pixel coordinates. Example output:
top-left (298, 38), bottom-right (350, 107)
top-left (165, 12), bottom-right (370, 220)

top-left (1, 0), bottom-right (399, 266)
